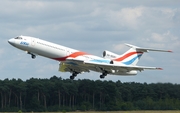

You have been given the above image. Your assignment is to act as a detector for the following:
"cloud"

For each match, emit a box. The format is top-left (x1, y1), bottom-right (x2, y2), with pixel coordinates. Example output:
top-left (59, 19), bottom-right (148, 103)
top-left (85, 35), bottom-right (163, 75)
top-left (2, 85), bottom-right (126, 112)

top-left (146, 31), bottom-right (180, 50)
top-left (108, 7), bottom-right (144, 29)
top-left (112, 43), bottom-right (128, 53)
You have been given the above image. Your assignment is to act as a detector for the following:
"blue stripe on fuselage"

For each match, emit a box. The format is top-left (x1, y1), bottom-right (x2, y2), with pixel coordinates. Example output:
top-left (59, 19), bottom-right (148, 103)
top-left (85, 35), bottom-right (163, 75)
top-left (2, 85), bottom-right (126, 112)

top-left (122, 54), bottom-right (142, 65)
top-left (90, 59), bottom-right (110, 64)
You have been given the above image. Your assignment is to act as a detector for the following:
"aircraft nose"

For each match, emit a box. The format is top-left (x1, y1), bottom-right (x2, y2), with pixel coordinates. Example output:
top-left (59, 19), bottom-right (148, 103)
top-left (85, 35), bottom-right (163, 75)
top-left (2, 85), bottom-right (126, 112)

top-left (8, 39), bottom-right (15, 46)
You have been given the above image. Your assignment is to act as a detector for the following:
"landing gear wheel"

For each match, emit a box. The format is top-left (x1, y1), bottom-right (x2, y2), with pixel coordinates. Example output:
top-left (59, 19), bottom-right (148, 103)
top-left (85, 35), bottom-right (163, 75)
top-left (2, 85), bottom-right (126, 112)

top-left (100, 75), bottom-right (105, 79)
top-left (31, 55), bottom-right (36, 59)
top-left (100, 72), bottom-right (108, 79)
top-left (70, 73), bottom-right (78, 80)
top-left (72, 73), bottom-right (77, 77)
top-left (70, 75), bottom-right (75, 80)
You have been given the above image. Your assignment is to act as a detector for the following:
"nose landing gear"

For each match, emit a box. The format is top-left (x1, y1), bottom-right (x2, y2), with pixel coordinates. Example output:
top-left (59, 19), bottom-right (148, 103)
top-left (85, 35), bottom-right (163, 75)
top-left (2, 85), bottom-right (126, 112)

top-left (31, 54), bottom-right (36, 59)
top-left (27, 51), bottom-right (36, 59)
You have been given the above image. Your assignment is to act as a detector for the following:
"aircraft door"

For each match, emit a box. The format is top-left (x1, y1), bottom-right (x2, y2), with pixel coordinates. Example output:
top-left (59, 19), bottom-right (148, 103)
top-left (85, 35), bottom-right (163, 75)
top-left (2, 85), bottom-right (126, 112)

top-left (31, 38), bottom-right (36, 46)
top-left (66, 49), bottom-right (71, 56)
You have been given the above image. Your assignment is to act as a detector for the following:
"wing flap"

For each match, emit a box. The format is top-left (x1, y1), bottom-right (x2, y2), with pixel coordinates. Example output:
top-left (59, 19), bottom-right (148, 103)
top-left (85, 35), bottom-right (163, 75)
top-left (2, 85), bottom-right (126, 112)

top-left (84, 61), bottom-right (162, 72)
top-left (59, 58), bottom-right (90, 73)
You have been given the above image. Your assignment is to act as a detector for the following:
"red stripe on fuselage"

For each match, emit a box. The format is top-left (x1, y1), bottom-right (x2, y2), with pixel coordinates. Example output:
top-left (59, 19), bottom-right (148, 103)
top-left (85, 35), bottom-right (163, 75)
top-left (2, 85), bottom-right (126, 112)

top-left (114, 52), bottom-right (143, 61)
top-left (53, 51), bottom-right (88, 61)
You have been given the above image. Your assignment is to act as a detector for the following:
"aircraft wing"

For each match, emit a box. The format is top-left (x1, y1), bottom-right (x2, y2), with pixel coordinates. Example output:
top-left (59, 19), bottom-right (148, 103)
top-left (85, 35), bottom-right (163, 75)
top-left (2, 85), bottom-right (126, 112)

top-left (59, 57), bottom-right (162, 75)
top-left (58, 58), bottom-right (90, 73)
top-left (83, 61), bottom-right (162, 73)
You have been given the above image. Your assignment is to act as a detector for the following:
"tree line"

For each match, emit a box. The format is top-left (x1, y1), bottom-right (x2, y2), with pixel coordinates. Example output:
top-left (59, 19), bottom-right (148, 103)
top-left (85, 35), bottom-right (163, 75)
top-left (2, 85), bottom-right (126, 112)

top-left (0, 76), bottom-right (180, 112)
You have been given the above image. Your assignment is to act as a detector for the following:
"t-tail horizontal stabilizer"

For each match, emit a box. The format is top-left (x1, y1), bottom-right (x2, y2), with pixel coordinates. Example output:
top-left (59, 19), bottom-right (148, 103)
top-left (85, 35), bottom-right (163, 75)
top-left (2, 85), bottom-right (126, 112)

top-left (125, 43), bottom-right (173, 53)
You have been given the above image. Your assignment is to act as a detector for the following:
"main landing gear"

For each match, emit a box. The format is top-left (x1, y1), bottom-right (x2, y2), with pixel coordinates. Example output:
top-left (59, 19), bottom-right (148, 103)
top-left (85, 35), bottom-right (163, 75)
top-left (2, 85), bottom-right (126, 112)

top-left (70, 72), bottom-right (78, 80)
top-left (100, 72), bottom-right (107, 79)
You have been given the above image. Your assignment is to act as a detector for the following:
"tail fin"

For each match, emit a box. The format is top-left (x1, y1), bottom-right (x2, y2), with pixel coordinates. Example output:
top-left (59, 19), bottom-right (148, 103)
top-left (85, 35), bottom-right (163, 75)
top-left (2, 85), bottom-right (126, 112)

top-left (113, 43), bottom-right (172, 66)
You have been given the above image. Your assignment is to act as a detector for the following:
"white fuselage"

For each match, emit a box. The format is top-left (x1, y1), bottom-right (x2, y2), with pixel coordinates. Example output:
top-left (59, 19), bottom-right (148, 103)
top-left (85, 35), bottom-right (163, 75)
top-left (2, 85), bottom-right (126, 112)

top-left (8, 36), bottom-right (137, 76)
top-left (11, 36), bottom-right (107, 61)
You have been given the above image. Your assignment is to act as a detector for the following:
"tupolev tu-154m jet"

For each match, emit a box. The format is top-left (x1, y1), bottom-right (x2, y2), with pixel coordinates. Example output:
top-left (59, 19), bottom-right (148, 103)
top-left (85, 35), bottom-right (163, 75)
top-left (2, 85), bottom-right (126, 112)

top-left (8, 36), bottom-right (172, 79)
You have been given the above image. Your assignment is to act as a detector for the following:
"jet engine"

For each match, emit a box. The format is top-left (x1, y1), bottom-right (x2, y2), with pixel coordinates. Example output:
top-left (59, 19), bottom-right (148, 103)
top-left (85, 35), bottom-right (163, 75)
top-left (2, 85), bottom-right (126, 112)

top-left (103, 50), bottom-right (119, 59)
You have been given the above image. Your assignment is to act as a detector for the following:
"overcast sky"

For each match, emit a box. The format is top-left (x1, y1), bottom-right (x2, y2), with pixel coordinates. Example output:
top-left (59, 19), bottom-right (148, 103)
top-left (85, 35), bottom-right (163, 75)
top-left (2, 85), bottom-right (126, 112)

top-left (1, 0), bottom-right (180, 83)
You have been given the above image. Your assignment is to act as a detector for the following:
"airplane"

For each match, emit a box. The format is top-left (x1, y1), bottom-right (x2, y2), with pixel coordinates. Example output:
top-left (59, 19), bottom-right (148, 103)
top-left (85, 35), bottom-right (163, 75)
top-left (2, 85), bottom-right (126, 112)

top-left (8, 35), bottom-right (172, 79)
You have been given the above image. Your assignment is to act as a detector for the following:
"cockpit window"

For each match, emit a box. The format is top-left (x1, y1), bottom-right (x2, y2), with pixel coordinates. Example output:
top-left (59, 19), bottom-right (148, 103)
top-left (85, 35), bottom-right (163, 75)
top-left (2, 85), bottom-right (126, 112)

top-left (15, 36), bottom-right (22, 39)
